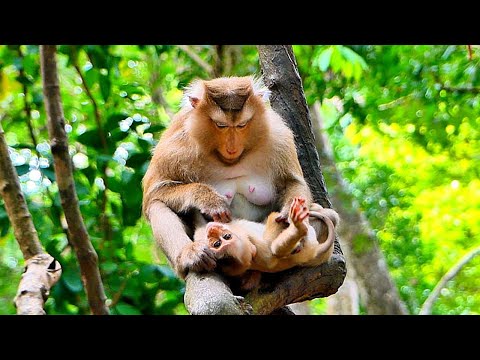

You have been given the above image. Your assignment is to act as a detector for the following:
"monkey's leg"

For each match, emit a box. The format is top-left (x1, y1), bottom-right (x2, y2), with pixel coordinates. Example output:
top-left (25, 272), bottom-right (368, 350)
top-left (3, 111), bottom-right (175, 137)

top-left (148, 202), bottom-right (251, 315)
top-left (269, 198), bottom-right (309, 257)
top-left (269, 226), bottom-right (305, 257)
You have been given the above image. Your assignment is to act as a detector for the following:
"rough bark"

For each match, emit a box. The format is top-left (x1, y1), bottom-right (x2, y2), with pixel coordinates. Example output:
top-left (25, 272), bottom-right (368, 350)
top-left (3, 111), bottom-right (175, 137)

top-left (0, 122), bottom-right (61, 314)
top-left (256, 45), bottom-right (346, 302)
top-left (185, 272), bottom-right (253, 315)
top-left (311, 101), bottom-right (408, 315)
top-left (14, 254), bottom-right (62, 315)
top-left (40, 45), bottom-right (109, 315)
top-left (245, 254), bottom-right (345, 314)
top-left (419, 246), bottom-right (480, 315)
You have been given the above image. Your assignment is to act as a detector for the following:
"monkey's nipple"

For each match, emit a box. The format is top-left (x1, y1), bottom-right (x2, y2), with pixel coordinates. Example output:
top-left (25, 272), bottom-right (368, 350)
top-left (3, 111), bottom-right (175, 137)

top-left (249, 185), bottom-right (255, 193)
top-left (225, 192), bottom-right (233, 199)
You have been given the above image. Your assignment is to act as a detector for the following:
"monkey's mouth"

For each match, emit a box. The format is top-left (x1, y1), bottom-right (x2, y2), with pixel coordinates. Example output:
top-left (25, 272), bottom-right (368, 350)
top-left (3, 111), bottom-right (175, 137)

top-left (216, 150), bottom-right (244, 165)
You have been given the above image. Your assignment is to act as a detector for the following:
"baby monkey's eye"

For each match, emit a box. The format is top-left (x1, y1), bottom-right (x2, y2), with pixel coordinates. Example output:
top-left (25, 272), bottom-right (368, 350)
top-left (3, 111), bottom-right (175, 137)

top-left (213, 240), bottom-right (222, 248)
top-left (215, 122), bottom-right (228, 128)
top-left (223, 233), bottom-right (232, 240)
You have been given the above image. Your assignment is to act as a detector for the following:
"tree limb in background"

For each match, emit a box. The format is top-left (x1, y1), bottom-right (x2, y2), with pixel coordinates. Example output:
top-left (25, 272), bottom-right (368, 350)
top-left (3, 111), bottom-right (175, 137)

top-left (311, 101), bottom-right (408, 315)
top-left (0, 121), bottom-right (61, 315)
top-left (419, 246), bottom-right (480, 315)
top-left (40, 45), bottom-right (109, 315)
top-left (178, 45), bottom-right (214, 77)
top-left (72, 54), bottom-right (112, 242)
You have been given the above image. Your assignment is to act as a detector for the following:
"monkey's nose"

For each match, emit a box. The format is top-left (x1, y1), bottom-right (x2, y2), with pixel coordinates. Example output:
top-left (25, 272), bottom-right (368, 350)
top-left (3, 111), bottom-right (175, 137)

top-left (226, 149), bottom-right (237, 155)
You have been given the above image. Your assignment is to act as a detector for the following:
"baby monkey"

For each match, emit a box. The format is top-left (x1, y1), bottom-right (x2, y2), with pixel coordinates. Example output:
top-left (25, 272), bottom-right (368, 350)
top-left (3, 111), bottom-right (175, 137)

top-left (193, 197), bottom-right (339, 290)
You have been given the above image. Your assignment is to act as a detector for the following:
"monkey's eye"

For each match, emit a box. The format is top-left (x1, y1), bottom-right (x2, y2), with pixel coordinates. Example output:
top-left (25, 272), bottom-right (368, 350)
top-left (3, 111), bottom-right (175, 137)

top-left (213, 240), bottom-right (222, 248)
top-left (223, 233), bottom-right (232, 240)
top-left (236, 123), bottom-right (247, 129)
top-left (215, 122), bottom-right (228, 129)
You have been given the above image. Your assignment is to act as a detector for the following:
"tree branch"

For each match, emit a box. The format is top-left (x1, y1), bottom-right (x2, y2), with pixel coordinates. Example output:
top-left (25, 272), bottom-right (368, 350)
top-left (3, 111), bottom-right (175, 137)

top-left (419, 246), bottom-right (480, 315)
top-left (40, 45), bottom-right (109, 315)
top-left (245, 253), bottom-right (346, 314)
top-left (73, 53), bottom-right (112, 242)
top-left (178, 45), bottom-right (214, 77)
top-left (0, 121), bottom-right (62, 314)
top-left (0, 122), bottom-right (43, 258)
top-left (253, 45), bottom-right (346, 311)
top-left (16, 47), bottom-right (38, 151)
top-left (14, 253), bottom-right (61, 315)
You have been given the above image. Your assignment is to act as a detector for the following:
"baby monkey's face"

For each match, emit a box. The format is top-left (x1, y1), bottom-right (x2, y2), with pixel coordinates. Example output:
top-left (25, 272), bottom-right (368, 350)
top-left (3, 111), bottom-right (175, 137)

top-left (206, 222), bottom-right (236, 256)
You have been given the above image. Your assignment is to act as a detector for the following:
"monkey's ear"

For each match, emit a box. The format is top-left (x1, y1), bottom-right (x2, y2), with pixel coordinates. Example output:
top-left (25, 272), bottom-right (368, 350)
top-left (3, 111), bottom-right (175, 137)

top-left (252, 76), bottom-right (271, 103)
top-left (181, 79), bottom-right (205, 110)
top-left (189, 96), bottom-right (200, 108)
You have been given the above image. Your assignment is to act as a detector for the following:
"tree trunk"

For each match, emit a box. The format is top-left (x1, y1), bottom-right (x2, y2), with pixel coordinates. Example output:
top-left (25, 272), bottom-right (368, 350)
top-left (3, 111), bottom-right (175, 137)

top-left (40, 45), bottom-right (109, 315)
top-left (311, 101), bottom-right (408, 315)
top-left (254, 45), bottom-right (346, 311)
top-left (0, 121), bottom-right (61, 315)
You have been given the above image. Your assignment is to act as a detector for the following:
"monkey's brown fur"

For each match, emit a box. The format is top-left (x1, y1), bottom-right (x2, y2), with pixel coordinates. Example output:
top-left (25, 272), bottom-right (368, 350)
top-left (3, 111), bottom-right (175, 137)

top-left (142, 76), bottom-right (313, 278)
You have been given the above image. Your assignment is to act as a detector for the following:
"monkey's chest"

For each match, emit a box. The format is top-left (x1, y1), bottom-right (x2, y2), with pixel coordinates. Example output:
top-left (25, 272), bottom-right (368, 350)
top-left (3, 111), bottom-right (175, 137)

top-left (211, 177), bottom-right (276, 221)
top-left (212, 177), bottom-right (276, 206)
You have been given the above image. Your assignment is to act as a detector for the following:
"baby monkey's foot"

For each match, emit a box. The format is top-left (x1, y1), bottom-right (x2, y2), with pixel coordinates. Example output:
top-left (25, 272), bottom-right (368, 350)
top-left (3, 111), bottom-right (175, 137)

top-left (289, 196), bottom-right (309, 236)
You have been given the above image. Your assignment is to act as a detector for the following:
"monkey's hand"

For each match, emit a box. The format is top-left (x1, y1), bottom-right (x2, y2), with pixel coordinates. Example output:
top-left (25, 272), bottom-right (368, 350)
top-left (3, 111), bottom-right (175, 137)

top-left (177, 241), bottom-right (217, 279)
top-left (199, 193), bottom-right (232, 223)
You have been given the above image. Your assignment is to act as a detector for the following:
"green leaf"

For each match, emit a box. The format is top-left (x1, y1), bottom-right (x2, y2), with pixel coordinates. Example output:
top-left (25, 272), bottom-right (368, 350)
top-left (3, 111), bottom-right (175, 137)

top-left (317, 46), bottom-right (333, 72)
top-left (83, 68), bottom-right (98, 90)
top-left (77, 129), bottom-right (103, 150)
top-left (138, 264), bottom-right (165, 283)
top-left (138, 138), bottom-right (152, 152)
top-left (15, 164), bottom-right (30, 176)
top-left (116, 303), bottom-right (142, 315)
top-left (105, 113), bottom-right (128, 132)
top-left (144, 124), bottom-right (165, 134)
top-left (126, 152), bottom-right (150, 168)
top-left (108, 128), bottom-right (129, 144)
top-left (99, 73), bottom-right (111, 102)
top-left (42, 168), bottom-right (56, 182)
top-left (62, 270), bottom-right (83, 293)
top-left (101, 262), bottom-right (118, 274)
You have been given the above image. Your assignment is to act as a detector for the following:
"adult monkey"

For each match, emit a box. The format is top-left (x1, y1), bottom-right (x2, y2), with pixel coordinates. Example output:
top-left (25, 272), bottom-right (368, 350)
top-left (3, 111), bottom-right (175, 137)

top-left (143, 76), bottom-right (315, 279)
top-left (143, 48), bottom-right (345, 315)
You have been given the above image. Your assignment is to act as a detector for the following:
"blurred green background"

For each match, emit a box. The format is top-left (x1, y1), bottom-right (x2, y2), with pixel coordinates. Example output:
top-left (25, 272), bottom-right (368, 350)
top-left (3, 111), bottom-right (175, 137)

top-left (0, 45), bottom-right (478, 315)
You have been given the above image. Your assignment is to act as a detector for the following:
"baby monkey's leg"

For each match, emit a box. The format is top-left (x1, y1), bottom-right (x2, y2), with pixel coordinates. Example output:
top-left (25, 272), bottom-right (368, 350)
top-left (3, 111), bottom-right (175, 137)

top-left (269, 197), bottom-right (309, 258)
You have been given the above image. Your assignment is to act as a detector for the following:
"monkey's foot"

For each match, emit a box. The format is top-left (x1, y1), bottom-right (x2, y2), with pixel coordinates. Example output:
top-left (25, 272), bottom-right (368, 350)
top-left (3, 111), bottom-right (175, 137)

top-left (289, 196), bottom-right (309, 235)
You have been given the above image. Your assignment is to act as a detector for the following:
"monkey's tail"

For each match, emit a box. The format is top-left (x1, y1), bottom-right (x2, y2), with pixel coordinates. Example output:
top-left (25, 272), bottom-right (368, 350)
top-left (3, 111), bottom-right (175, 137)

top-left (308, 210), bottom-right (335, 256)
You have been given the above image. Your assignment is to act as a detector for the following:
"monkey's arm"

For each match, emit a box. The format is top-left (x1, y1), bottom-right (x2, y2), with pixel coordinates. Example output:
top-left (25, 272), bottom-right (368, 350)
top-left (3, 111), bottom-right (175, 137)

top-left (145, 182), bottom-right (231, 222)
top-left (147, 201), bottom-right (216, 278)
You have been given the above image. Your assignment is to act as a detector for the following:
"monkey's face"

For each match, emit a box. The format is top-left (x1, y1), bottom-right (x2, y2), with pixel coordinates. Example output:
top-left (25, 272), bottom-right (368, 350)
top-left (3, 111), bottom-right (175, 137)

top-left (206, 222), bottom-right (236, 256)
top-left (186, 77), bottom-right (270, 165)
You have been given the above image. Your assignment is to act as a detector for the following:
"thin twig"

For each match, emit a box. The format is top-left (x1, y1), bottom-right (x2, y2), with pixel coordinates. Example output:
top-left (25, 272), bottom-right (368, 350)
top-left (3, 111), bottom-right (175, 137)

top-left (73, 56), bottom-right (112, 242)
top-left (40, 45), bottom-right (109, 315)
top-left (419, 246), bottom-right (480, 315)
top-left (178, 45), bottom-right (214, 77)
